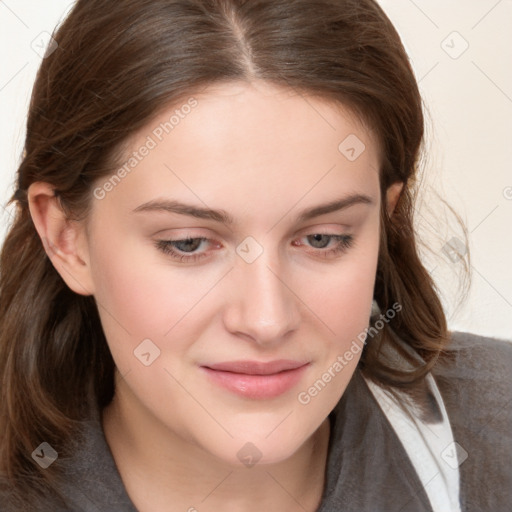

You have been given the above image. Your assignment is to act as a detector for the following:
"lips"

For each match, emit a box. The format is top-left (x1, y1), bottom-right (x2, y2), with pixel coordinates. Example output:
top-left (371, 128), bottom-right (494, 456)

top-left (204, 359), bottom-right (307, 375)
top-left (200, 359), bottom-right (310, 399)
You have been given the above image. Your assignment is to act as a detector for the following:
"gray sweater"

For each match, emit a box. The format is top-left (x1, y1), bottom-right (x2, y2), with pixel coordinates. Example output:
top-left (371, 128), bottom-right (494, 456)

top-left (2, 331), bottom-right (512, 511)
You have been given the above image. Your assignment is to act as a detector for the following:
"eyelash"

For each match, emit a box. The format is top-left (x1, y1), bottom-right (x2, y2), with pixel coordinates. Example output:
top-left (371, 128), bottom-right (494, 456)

top-left (155, 234), bottom-right (354, 263)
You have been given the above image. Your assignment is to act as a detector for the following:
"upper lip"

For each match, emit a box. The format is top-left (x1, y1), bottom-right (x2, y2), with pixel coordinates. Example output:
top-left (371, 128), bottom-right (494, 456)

top-left (202, 360), bottom-right (309, 375)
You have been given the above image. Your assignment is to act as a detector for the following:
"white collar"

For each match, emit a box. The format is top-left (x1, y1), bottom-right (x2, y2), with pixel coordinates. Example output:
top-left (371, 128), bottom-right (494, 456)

top-left (363, 367), bottom-right (462, 512)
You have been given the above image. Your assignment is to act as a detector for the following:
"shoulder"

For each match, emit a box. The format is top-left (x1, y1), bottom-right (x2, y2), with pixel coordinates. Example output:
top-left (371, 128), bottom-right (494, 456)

top-left (56, 416), bottom-right (137, 511)
top-left (433, 329), bottom-right (512, 430)
top-left (438, 329), bottom-right (512, 369)
top-left (0, 415), bottom-right (136, 512)
top-left (433, 330), bottom-right (512, 402)
top-left (433, 330), bottom-right (512, 509)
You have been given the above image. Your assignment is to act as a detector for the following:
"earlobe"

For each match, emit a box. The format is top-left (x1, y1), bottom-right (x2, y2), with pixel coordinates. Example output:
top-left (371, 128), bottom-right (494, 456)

top-left (27, 182), bottom-right (95, 296)
top-left (385, 182), bottom-right (404, 216)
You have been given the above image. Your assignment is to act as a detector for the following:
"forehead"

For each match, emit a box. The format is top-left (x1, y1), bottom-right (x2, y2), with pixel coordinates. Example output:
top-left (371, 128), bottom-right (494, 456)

top-left (96, 81), bottom-right (381, 221)
top-left (168, 80), bottom-right (376, 159)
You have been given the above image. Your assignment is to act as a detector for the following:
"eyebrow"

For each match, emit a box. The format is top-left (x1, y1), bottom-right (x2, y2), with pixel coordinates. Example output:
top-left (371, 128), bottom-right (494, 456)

top-left (296, 193), bottom-right (373, 222)
top-left (132, 193), bottom-right (373, 225)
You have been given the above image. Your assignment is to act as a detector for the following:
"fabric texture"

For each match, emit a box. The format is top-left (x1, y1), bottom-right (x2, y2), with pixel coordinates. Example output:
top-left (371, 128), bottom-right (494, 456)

top-left (1, 331), bottom-right (511, 511)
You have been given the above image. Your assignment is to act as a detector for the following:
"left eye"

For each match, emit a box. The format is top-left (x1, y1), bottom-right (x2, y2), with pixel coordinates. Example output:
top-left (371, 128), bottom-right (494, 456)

top-left (305, 234), bottom-right (335, 249)
top-left (294, 233), bottom-right (354, 254)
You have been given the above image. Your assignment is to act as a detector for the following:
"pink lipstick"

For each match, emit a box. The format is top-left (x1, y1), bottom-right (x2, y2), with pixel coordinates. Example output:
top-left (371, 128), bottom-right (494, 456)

top-left (201, 360), bottom-right (309, 399)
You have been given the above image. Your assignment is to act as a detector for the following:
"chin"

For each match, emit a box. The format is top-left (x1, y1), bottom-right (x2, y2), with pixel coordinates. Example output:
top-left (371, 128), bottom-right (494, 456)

top-left (195, 422), bottom-right (316, 469)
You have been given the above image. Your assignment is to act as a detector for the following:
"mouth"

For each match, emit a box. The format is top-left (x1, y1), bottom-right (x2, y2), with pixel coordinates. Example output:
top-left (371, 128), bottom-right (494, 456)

top-left (200, 360), bottom-right (310, 399)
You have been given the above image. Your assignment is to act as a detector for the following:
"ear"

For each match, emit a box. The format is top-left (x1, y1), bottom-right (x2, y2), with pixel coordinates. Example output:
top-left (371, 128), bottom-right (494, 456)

top-left (385, 181), bottom-right (404, 216)
top-left (27, 182), bottom-right (95, 296)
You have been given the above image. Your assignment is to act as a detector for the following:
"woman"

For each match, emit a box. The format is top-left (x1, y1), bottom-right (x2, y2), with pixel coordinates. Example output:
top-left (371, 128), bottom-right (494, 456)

top-left (0, 1), bottom-right (510, 511)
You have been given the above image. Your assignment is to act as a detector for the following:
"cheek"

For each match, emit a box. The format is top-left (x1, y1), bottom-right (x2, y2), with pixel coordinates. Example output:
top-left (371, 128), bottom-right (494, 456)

top-left (89, 245), bottom-right (164, 332)
top-left (87, 229), bottom-right (216, 370)
top-left (88, 209), bottom-right (198, 318)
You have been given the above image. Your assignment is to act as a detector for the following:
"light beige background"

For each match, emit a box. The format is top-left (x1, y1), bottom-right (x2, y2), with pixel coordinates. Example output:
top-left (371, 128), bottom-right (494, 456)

top-left (1, 0), bottom-right (511, 338)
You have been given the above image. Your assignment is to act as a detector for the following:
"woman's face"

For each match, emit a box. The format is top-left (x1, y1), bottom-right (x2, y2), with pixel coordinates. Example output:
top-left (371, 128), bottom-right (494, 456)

top-left (83, 81), bottom-right (385, 465)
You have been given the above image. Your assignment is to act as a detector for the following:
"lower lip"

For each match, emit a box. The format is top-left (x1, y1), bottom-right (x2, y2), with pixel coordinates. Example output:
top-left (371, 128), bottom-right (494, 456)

top-left (201, 364), bottom-right (309, 399)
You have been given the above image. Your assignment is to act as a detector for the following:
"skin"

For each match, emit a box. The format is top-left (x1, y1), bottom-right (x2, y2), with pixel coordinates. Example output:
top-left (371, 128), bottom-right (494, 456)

top-left (28, 81), bottom-right (403, 512)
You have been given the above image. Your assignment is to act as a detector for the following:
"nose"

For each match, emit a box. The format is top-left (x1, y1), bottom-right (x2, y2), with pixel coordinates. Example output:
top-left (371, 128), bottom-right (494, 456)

top-left (222, 250), bottom-right (301, 346)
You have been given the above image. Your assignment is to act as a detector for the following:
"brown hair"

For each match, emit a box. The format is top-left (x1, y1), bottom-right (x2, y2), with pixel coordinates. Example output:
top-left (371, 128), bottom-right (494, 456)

top-left (0, 0), bottom-right (467, 505)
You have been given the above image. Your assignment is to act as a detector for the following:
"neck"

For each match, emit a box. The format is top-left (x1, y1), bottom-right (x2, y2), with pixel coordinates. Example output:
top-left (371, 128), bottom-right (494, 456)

top-left (102, 377), bottom-right (331, 512)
